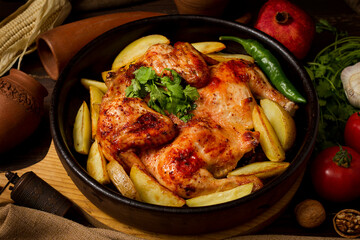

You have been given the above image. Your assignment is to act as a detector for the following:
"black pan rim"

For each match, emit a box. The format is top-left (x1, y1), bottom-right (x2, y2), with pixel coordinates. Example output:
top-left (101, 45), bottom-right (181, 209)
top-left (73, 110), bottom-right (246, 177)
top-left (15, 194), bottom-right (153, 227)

top-left (50, 14), bottom-right (319, 215)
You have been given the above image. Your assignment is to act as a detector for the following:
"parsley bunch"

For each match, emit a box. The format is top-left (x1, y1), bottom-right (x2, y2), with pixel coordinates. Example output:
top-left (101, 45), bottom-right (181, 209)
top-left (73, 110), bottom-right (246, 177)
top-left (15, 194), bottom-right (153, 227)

top-left (125, 66), bottom-right (199, 122)
top-left (306, 20), bottom-right (360, 151)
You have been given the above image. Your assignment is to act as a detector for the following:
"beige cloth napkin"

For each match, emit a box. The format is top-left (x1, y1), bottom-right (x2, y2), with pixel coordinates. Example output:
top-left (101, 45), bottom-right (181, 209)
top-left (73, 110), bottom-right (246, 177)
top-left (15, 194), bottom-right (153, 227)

top-left (0, 202), bottom-right (140, 240)
top-left (0, 202), bottom-right (342, 240)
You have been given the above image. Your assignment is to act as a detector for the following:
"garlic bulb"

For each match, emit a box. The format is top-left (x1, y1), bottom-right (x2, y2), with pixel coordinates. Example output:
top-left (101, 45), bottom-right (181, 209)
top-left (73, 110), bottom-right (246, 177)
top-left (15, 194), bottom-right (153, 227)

top-left (341, 62), bottom-right (360, 108)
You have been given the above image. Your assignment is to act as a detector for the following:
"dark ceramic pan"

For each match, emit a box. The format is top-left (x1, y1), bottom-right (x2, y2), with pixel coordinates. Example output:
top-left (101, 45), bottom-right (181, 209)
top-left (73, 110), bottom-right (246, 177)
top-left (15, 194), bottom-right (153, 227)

top-left (50, 15), bottom-right (319, 235)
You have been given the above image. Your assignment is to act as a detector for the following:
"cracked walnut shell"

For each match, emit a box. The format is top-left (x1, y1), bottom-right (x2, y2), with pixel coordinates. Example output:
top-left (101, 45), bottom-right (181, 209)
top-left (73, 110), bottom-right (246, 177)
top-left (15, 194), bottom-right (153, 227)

top-left (333, 209), bottom-right (360, 238)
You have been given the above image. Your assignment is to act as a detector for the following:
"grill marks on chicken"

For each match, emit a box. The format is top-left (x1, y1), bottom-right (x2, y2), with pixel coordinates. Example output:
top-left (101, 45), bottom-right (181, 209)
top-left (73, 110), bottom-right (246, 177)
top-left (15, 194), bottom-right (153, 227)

top-left (96, 42), bottom-right (296, 199)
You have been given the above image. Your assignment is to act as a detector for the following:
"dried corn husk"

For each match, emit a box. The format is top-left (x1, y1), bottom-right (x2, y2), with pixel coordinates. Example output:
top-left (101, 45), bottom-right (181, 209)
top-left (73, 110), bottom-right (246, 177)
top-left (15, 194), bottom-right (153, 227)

top-left (0, 0), bottom-right (71, 77)
top-left (344, 0), bottom-right (360, 15)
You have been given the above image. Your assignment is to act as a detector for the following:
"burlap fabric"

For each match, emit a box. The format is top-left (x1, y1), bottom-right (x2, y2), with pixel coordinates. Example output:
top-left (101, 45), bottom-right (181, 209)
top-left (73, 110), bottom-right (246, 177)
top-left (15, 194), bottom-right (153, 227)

top-left (0, 202), bottom-right (342, 240)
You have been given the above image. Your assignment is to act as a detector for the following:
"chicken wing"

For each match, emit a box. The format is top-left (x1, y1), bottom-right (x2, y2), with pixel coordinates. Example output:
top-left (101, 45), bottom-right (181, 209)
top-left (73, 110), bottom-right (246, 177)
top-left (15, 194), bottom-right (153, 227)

top-left (96, 96), bottom-right (177, 171)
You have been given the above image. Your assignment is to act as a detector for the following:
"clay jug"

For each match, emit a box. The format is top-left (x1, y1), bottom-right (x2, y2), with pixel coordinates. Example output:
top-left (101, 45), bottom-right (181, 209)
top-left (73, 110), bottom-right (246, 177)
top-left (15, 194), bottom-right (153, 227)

top-left (0, 69), bottom-right (48, 153)
top-left (36, 11), bottom-right (162, 80)
top-left (174, 0), bottom-right (229, 17)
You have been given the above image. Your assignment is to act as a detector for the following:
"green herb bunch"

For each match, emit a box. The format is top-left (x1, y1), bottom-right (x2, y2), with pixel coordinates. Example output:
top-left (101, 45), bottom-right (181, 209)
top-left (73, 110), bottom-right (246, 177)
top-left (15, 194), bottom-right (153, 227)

top-left (125, 66), bottom-right (199, 122)
top-left (306, 20), bottom-right (360, 151)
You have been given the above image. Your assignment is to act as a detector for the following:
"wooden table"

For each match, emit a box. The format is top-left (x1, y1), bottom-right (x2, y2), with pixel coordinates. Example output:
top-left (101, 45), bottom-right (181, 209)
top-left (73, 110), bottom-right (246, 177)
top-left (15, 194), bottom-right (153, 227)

top-left (1, 0), bottom-right (360, 238)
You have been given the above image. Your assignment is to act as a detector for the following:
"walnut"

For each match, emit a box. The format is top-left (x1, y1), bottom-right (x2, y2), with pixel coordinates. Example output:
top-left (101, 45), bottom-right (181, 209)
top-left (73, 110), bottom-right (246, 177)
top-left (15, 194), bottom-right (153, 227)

top-left (333, 209), bottom-right (360, 238)
top-left (294, 199), bottom-right (326, 228)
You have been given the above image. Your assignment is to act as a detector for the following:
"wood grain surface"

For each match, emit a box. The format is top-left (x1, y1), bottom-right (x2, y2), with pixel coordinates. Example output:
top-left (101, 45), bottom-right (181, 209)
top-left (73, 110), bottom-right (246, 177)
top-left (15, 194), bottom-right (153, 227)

top-left (1, 0), bottom-right (359, 238)
top-left (0, 142), bottom-right (303, 239)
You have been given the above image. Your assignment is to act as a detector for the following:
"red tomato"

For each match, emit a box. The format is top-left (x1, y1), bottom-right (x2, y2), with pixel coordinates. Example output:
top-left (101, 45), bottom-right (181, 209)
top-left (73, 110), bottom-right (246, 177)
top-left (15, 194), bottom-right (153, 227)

top-left (311, 146), bottom-right (360, 202)
top-left (344, 112), bottom-right (360, 154)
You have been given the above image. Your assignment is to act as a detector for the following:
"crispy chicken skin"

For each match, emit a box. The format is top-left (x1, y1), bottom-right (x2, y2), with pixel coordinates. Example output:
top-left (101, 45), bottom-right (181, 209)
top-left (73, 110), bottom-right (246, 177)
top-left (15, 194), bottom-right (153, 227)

top-left (139, 60), bottom-right (265, 198)
top-left (105, 42), bottom-right (210, 92)
top-left (136, 42), bottom-right (210, 88)
top-left (96, 41), bottom-right (297, 199)
top-left (195, 60), bottom-right (298, 131)
top-left (195, 60), bottom-right (257, 130)
top-left (140, 118), bottom-right (261, 198)
top-left (97, 42), bottom-right (208, 168)
top-left (96, 97), bottom-right (177, 169)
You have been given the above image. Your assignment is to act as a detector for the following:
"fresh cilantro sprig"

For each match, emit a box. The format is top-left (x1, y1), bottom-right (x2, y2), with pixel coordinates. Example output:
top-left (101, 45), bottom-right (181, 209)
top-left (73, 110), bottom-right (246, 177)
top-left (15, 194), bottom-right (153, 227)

top-left (305, 20), bottom-right (360, 151)
top-left (125, 66), bottom-right (199, 122)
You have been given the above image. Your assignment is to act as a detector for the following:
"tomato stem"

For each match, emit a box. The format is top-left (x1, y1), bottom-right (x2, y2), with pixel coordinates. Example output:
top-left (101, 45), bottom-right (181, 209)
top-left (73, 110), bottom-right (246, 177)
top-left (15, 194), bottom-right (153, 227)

top-left (333, 146), bottom-right (352, 168)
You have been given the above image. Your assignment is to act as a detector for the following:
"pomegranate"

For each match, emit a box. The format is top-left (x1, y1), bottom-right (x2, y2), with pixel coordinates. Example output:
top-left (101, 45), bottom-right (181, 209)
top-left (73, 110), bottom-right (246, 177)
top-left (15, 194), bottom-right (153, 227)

top-left (254, 0), bottom-right (315, 59)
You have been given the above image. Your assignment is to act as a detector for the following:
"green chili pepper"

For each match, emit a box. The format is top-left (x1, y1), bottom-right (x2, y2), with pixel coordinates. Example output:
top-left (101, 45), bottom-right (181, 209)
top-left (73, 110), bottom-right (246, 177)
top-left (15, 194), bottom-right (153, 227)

top-left (219, 36), bottom-right (306, 103)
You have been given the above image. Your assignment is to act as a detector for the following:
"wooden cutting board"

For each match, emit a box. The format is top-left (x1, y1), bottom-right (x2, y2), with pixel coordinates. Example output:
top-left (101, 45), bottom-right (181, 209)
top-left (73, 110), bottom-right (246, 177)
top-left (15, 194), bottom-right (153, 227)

top-left (0, 141), bottom-right (303, 239)
top-left (0, 11), bottom-right (302, 239)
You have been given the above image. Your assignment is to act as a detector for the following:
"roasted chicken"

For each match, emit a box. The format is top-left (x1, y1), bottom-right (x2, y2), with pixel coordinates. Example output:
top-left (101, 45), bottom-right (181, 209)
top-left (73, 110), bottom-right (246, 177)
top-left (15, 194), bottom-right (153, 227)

top-left (96, 42), bottom-right (297, 199)
top-left (140, 118), bottom-right (262, 198)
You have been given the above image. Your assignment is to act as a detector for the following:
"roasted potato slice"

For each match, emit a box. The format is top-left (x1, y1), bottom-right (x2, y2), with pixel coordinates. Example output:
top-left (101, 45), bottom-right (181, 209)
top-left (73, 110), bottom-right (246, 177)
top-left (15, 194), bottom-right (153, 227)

top-left (186, 183), bottom-right (254, 207)
top-left (101, 69), bottom-right (117, 82)
top-left (260, 99), bottom-right (296, 151)
top-left (89, 86), bottom-right (104, 139)
top-left (73, 101), bottom-right (91, 154)
top-left (191, 41), bottom-right (226, 54)
top-left (206, 52), bottom-right (254, 63)
top-left (107, 160), bottom-right (140, 200)
top-left (87, 140), bottom-right (110, 184)
top-left (101, 70), bottom-right (112, 82)
top-left (130, 164), bottom-right (185, 207)
top-left (252, 105), bottom-right (285, 162)
top-left (111, 34), bottom-right (170, 70)
top-left (228, 161), bottom-right (290, 179)
top-left (81, 78), bottom-right (108, 94)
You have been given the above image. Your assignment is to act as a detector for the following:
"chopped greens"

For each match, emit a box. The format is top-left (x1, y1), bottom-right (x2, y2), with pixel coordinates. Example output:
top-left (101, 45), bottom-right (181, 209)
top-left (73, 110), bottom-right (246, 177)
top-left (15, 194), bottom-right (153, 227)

top-left (125, 66), bottom-right (199, 122)
top-left (306, 20), bottom-right (360, 151)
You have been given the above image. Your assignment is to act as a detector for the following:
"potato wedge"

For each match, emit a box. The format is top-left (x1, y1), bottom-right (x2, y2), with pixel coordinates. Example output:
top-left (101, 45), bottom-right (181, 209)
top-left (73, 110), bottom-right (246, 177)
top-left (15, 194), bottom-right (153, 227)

top-left (206, 52), bottom-right (254, 63)
top-left (87, 140), bottom-right (110, 184)
top-left (260, 99), bottom-right (296, 151)
top-left (186, 183), bottom-right (253, 207)
top-left (91, 103), bottom-right (100, 138)
top-left (73, 101), bottom-right (91, 154)
top-left (252, 105), bottom-right (285, 162)
top-left (101, 70), bottom-right (117, 82)
top-left (130, 164), bottom-right (185, 207)
top-left (89, 86), bottom-right (104, 139)
top-left (111, 34), bottom-right (170, 70)
top-left (81, 78), bottom-right (108, 94)
top-left (228, 161), bottom-right (290, 179)
top-left (107, 160), bottom-right (140, 200)
top-left (101, 70), bottom-right (111, 82)
top-left (191, 41), bottom-right (226, 54)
